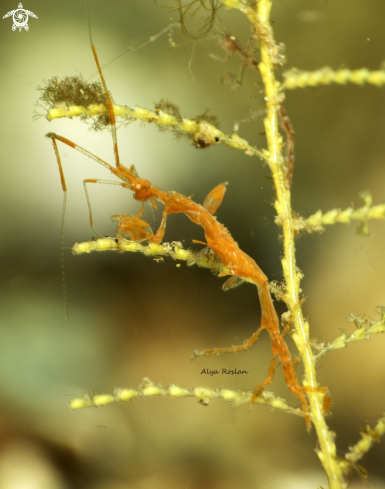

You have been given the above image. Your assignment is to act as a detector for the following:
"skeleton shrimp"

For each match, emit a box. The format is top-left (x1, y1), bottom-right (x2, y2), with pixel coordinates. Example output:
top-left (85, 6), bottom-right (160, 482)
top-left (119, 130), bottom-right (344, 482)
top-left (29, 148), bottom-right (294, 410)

top-left (209, 31), bottom-right (259, 89)
top-left (220, 32), bottom-right (259, 69)
top-left (46, 4), bottom-right (312, 429)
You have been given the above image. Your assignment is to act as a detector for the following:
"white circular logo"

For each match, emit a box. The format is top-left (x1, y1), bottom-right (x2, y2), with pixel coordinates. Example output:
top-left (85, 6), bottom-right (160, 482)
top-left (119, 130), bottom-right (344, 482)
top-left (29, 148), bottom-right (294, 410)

top-left (3, 3), bottom-right (38, 32)
top-left (12, 7), bottom-right (29, 31)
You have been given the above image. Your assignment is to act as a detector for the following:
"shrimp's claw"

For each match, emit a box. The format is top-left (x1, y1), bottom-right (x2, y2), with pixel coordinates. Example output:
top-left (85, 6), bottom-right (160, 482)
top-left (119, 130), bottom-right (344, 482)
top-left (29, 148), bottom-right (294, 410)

top-left (222, 275), bottom-right (245, 291)
top-left (112, 213), bottom-right (153, 243)
top-left (203, 182), bottom-right (228, 214)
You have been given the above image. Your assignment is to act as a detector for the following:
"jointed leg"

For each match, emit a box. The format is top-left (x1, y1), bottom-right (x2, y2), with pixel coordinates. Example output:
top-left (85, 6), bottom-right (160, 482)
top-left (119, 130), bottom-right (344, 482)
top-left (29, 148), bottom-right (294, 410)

top-left (191, 325), bottom-right (263, 360)
top-left (83, 179), bottom-right (126, 237)
top-left (151, 209), bottom-right (168, 244)
top-left (250, 354), bottom-right (276, 403)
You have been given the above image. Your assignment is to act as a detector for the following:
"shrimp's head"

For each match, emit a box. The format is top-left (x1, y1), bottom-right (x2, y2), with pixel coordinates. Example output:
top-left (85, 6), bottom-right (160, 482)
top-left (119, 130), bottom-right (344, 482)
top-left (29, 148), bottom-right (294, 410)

top-left (130, 178), bottom-right (155, 203)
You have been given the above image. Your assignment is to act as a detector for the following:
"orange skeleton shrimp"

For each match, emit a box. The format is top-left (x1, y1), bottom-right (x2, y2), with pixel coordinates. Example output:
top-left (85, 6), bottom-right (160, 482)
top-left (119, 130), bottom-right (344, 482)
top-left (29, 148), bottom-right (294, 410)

top-left (46, 7), bottom-right (312, 429)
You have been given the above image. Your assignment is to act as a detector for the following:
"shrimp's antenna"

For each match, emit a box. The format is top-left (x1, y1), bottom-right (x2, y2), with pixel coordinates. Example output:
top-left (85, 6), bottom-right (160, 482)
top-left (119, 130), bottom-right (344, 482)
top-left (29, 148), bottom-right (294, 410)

top-left (87, 23), bottom-right (180, 80)
top-left (51, 137), bottom-right (69, 322)
top-left (86, 0), bottom-right (121, 169)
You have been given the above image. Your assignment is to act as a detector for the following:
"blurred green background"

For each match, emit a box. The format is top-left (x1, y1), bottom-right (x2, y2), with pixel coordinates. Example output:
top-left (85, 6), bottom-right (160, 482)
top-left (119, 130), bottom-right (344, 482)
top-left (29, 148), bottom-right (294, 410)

top-left (0, 0), bottom-right (385, 487)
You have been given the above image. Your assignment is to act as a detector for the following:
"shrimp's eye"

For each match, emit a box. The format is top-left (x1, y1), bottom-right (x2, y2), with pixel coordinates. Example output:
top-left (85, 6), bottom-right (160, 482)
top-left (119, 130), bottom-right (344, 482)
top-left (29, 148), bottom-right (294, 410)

top-left (214, 136), bottom-right (220, 142)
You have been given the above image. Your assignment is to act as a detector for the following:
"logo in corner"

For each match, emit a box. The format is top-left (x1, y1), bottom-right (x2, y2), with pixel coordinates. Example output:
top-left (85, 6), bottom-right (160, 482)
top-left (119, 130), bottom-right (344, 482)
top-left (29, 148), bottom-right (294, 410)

top-left (3, 3), bottom-right (38, 32)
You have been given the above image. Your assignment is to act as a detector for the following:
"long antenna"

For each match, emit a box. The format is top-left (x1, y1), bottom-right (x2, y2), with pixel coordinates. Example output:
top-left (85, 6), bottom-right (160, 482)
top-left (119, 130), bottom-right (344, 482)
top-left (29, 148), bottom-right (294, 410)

top-left (86, 0), bottom-right (121, 169)
top-left (87, 23), bottom-right (180, 81)
top-left (51, 137), bottom-right (69, 322)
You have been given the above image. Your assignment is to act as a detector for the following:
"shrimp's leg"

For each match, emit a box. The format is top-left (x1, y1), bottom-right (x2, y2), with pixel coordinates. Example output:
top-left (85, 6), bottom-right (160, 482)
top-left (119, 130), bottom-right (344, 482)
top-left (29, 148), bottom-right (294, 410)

top-left (151, 210), bottom-right (169, 244)
top-left (250, 355), bottom-right (276, 403)
top-left (279, 355), bottom-right (319, 430)
top-left (192, 275), bottom-right (274, 359)
top-left (203, 182), bottom-right (228, 214)
top-left (83, 179), bottom-right (127, 237)
top-left (289, 383), bottom-right (311, 429)
top-left (191, 326), bottom-right (263, 360)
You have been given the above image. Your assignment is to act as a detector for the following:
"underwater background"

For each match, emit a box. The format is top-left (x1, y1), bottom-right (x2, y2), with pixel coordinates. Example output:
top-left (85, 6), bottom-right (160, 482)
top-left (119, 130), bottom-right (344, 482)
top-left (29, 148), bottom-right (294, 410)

top-left (0, 0), bottom-right (385, 487)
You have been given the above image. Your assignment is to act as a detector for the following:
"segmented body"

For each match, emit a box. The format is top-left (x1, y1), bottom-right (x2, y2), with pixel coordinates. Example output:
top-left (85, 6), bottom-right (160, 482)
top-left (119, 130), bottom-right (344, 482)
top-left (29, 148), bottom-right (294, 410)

top-left (47, 24), bottom-right (311, 427)
top-left (48, 133), bottom-right (310, 427)
top-left (111, 167), bottom-right (311, 428)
